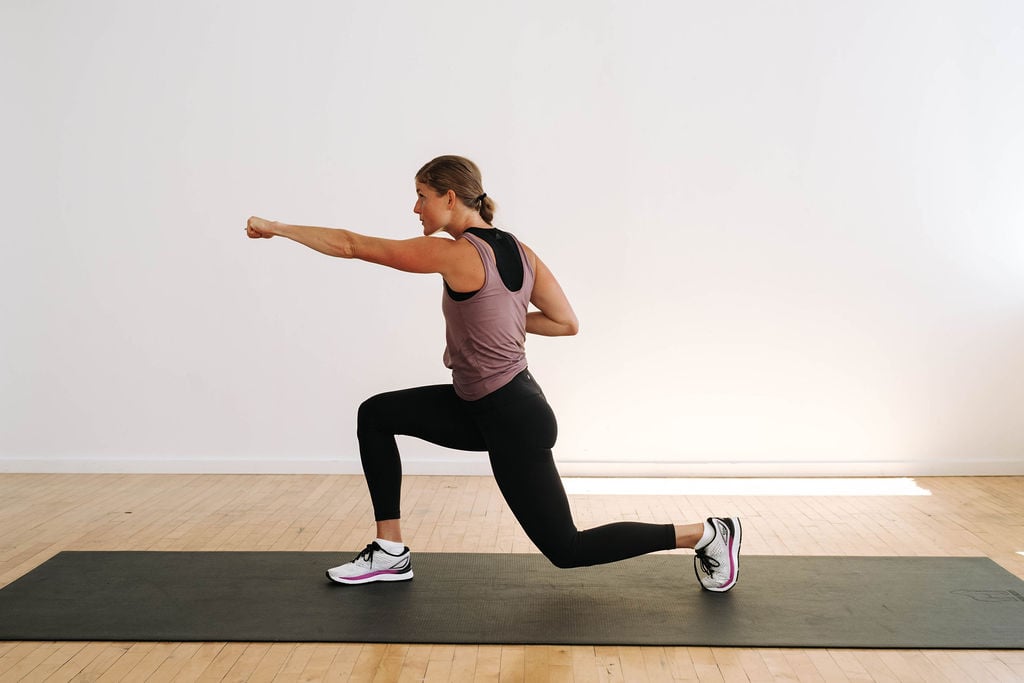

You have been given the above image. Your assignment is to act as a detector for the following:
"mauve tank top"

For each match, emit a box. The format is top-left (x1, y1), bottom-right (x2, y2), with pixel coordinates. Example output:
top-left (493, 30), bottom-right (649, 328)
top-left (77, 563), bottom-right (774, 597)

top-left (442, 230), bottom-right (535, 400)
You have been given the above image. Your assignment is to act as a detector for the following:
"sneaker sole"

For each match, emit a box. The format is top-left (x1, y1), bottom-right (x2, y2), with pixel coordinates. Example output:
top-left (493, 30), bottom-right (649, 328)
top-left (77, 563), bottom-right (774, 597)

top-left (702, 517), bottom-right (742, 593)
top-left (326, 568), bottom-right (414, 585)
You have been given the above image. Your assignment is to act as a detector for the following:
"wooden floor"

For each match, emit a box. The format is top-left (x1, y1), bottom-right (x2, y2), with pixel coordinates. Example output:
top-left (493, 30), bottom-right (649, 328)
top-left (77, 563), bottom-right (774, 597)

top-left (1, 474), bottom-right (1022, 682)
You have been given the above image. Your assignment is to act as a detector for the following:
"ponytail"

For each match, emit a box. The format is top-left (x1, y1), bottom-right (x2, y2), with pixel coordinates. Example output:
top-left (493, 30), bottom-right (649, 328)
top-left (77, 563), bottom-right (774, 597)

top-left (476, 192), bottom-right (496, 224)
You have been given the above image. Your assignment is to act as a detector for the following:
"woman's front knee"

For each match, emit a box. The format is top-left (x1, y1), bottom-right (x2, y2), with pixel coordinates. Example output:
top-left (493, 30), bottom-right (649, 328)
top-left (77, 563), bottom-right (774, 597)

top-left (357, 393), bottom-right (390, 431)
top-left (356, 398), bottom-right (389, 442)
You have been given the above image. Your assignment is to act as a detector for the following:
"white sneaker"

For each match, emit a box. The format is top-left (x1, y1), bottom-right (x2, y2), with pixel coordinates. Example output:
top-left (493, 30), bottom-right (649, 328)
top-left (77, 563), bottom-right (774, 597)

top-left (326, 542), bottom-right (414, 585)
top-left (694, 517), bottom-right (741, 592)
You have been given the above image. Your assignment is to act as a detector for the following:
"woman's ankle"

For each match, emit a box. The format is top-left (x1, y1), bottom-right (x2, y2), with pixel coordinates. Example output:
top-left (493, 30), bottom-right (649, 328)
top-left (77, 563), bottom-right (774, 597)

top-left (674, 522), bottom-right (707, 549)
top-left (376, 519), bottom-right (403, 543)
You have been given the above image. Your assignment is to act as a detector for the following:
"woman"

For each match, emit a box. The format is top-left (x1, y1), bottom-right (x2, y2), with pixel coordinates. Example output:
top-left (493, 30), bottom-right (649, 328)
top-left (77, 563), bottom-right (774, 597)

top-left (246, 155), bottom-right (741, 592)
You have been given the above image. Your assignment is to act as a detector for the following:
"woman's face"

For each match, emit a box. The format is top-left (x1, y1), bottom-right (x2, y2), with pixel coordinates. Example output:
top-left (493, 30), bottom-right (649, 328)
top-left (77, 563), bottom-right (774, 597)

top-left (413, 181), bottom-right (449, 236)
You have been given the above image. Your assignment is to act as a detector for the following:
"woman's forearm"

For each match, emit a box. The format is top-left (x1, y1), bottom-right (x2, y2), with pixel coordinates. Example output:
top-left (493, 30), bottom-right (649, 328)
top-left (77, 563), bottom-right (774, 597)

top-left (273, 222), bottom-right (358, 258)
top-left (526, 311), bottom-right (579, 337)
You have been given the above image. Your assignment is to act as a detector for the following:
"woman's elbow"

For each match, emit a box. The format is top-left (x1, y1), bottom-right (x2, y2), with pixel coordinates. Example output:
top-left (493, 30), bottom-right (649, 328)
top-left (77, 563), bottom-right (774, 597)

top-left (563, 318), bottom-right (580, 336)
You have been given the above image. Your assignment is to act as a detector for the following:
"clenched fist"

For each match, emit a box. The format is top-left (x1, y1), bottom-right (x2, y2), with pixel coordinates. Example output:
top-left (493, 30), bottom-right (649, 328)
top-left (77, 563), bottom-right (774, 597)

top-left (246, 216), bottom-right (277, 239)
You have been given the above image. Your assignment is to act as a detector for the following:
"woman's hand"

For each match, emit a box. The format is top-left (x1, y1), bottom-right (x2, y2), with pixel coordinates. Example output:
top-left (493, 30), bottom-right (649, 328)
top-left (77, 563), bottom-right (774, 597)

top-left (246, 216), bottom-right (278, 239)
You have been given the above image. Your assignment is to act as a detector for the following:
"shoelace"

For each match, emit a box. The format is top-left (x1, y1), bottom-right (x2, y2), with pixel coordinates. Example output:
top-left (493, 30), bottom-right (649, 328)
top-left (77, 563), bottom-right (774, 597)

top-left (354, 543), bottom-right (378, 563)
top-left (695, 547), bottom-right (720, 577)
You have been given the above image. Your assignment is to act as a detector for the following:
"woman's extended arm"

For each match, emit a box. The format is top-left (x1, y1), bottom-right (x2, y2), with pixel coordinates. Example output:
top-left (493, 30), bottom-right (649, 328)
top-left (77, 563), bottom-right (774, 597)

top-left (526, 251), bottom-right (579, 337)
top-left (246, 216), bottom-right (463, 276)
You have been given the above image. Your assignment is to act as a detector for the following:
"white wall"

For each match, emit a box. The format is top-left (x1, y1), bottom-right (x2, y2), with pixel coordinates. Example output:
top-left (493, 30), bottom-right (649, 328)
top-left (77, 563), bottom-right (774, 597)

top-left (2, 1), bottom-right (1022, 476)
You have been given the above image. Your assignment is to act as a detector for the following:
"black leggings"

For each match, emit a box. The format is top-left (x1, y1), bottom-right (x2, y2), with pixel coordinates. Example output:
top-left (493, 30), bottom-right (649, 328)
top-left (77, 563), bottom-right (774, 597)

top-left (356, 369), bottom-right (676, 568)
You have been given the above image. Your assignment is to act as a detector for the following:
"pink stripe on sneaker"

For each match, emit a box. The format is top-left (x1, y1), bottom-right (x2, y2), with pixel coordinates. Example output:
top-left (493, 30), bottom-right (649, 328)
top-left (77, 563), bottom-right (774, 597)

top-left (356, 569), bottom-right (402, 580)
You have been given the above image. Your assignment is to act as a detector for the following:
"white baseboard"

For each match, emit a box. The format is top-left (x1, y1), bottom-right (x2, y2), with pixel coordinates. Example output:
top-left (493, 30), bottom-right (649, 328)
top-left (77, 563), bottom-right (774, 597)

top-left (555, 460), bottom-right (1024, 477)
top-left (0, 456), bottom-right (1022, 477)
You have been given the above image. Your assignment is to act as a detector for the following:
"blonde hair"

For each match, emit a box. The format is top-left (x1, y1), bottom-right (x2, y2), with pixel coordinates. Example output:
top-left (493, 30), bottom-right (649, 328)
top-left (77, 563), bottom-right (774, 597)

top-left (415, 155), bottom-right (496, 224)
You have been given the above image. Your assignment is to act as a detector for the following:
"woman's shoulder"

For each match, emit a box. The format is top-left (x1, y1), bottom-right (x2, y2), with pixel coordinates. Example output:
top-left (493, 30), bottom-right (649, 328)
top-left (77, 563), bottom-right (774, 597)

top-left (513, 237), bottom-right (538, 273)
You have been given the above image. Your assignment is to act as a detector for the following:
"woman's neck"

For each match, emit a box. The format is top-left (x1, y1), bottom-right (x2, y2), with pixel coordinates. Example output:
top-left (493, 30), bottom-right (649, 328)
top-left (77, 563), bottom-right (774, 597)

top-left (444, 211), bottom-right (490, 238)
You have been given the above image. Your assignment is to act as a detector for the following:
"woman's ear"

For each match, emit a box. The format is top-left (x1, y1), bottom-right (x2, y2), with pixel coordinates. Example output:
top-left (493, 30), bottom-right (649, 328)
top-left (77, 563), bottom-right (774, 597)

top-left (446, 189), bottom-right (458, 209)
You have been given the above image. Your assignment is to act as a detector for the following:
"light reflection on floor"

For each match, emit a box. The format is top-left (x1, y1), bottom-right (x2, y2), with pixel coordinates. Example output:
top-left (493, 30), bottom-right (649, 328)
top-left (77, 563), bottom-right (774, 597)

top-left (561, 477), bottom-right (932, 497)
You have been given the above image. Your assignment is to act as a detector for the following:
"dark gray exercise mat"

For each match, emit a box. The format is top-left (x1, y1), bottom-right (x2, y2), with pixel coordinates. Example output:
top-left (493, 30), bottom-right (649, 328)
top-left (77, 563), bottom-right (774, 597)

top-left (1, 552), bottom-right (1022, 647)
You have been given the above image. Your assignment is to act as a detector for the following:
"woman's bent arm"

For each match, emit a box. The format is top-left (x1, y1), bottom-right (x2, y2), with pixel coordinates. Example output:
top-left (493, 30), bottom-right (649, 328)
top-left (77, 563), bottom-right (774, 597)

top-left (527, 252), bottom-right (579, 337)
top-left (526, 310), bottom-right (578, 337)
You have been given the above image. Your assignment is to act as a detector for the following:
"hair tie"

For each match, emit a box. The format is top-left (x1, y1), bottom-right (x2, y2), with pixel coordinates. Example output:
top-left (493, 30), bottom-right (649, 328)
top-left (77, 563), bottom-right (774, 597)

top-left (476, 193), bottom-right (487, 204)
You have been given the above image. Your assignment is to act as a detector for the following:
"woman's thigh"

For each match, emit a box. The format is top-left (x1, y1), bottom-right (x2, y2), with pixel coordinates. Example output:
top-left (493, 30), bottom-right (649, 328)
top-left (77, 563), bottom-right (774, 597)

top-left (477, 393), bottom-right (576, 547)
top-left (359, 384), bottom-right (487, 452)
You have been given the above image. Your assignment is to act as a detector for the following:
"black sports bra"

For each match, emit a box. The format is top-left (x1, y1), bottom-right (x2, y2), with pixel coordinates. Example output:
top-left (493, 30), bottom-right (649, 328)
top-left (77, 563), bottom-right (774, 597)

top-left (445, 227), bottom-right (525, 301)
